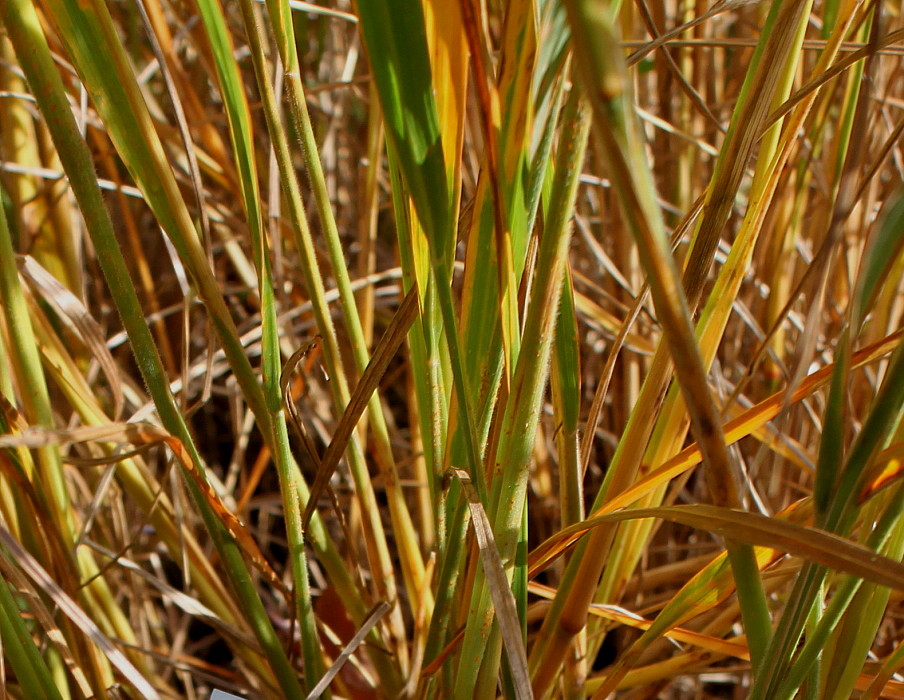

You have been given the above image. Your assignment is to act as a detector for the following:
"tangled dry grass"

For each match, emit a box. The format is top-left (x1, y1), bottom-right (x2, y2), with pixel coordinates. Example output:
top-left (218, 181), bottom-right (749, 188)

top-left (0, 0), bottom-right (903, 698)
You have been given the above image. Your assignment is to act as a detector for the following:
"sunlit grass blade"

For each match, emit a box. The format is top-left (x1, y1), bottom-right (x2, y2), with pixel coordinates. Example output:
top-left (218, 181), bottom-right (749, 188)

top-left (559, 0), bottom-right (773, 681)
top-left (354, 2), bottom-right (451, 258)
top-left (528, 328), bottom-right (901, 573)
top-left (356, 3), bottom-right (484, 545)
top-left (529, 580), bottom-right (752, 660)
top-left (457, 89), bottom-right (590, 697)
top-left (529, 500), bottom-right (904, 589)
top-left (753, 336), bottom-right (904, 698)
top-left (0, 2), bottom-right (304, 695)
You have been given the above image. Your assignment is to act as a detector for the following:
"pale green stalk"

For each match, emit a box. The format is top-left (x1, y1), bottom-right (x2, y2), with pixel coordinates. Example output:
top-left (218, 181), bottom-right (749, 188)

top-left (0, 2), bottom-right (304, 694)
top-left (190, 0), bottom-right (324, 686)
top-left (234, 0), bottom-right (410, 683)
top-left (0, 200), bottom-right (74, 699)
top-left (456, 89), bottom-right (591, 699)
top-left (562, 0), bottom-right (771, 678)
top-left (263, 0), bottom-right (427, 612)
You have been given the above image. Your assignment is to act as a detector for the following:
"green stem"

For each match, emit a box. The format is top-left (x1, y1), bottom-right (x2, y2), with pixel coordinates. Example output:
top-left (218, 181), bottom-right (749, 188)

top-left (0, 3), bottom-right (304, 696)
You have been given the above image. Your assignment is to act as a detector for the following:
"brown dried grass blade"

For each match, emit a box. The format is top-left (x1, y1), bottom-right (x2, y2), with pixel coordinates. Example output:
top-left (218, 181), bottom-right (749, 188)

top-left (452, 467), bottom-right (533, 700)
top-left (305, 602), bottom-right (391, 700)
top-left (0, 524), bottom-right (162, 699)
top-left (302, 286), bottom-right (419, 530)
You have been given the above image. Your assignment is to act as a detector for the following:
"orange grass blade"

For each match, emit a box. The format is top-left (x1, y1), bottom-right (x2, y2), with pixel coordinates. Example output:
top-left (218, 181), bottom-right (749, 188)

top-left (529, 329), bottom-right (902, 575)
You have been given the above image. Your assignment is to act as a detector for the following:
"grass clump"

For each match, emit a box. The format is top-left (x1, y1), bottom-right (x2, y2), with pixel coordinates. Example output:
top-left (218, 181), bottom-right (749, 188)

top-left (0, 0), bottom-right (903, 697)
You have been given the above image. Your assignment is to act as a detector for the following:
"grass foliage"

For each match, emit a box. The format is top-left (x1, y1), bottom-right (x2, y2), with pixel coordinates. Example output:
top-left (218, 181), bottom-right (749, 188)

top-left (1, 0), bottom-right (903, 697)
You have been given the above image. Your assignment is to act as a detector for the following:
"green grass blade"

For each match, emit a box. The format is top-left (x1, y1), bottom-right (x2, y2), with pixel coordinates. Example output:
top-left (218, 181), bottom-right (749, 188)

top-left (191, 0), bottom-right (327, 685)
top-left (457, 87), bottom-right (590, 699)
top-left (263, 0), bottom-right (428, 620)
top-left (234, 0), bottom-right (413, 685)
top-left (356, 0), bottom-right (485, 497)
top-left (752, 337), bottom-right (904, 697)
top-left (0, 199), bottom-right (65, 700)
top-left (0, 571), bottom-right (64, 700)
top-left (0, 2), bottom-right (305, 695)
top-left (563, 0), bottom-right (772, 676)
top-left (552, 270), bottom-right (583, 528)
top-left (851, 190), bottom-right (904, 335)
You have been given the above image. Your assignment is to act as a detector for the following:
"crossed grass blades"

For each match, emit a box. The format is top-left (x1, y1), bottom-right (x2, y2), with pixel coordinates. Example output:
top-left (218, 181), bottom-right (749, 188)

top-left (1, 0), bottom-right (903, 698)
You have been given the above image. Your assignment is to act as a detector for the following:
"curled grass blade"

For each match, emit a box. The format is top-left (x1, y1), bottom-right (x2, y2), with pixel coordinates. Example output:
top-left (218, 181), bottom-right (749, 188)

top-left (533, 502), bottom-right (904, 592)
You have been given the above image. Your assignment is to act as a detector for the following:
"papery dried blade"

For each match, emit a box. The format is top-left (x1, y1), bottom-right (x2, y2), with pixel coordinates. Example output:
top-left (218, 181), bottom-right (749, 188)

top-left (305, 602), bottom-right (391, 700)
top-left (302, 286), bottom-right (419, 530)
top-left (452, 467), bottom-right (533, 700)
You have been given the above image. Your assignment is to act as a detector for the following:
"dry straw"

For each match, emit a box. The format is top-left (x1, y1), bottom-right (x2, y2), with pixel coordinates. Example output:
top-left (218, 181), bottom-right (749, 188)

top-left (0, 0), bottom-right (902, 697)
